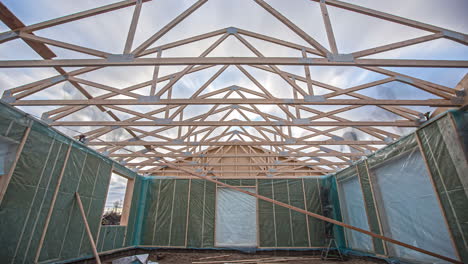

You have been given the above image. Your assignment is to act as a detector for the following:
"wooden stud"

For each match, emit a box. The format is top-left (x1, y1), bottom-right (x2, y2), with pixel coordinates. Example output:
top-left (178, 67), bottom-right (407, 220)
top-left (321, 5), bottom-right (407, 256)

top-left (33, 143), bottom-right (72, 263)
top-left (75, 192), bottom-right (102, 264)
top-left (415, 131), bottom-right (462, 261)
top-left (0, 124), bottom-right (31, 204)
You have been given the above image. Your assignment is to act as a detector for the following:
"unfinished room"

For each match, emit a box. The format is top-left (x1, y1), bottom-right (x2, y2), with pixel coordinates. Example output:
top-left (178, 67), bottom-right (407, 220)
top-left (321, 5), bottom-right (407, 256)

top-left (0, 0), bottom-right (467, 263)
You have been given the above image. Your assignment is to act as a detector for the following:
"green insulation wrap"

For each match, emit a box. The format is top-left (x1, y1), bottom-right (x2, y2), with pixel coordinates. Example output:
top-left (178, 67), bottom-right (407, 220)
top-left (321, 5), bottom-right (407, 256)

top-left (418, 113), bottom-right (468, 263)
top-left (140, 178), bottom-right (329, 249)
top-left (0, 103), bottom-right (140, 264)
top-left (96, 226), bottom-right (127, 252)
top-left (356, 162), bottom-right (385, 255)
top-left (333, 112), bottom-right (466, 263)
top-left (319, 176), bottom-right (345, 248)
top-left (141, 178), bottom-right (214, 248)
top-left (258, 179), bottom-right (325, 248)
top-left (449, 109), bottom-right (468, 154)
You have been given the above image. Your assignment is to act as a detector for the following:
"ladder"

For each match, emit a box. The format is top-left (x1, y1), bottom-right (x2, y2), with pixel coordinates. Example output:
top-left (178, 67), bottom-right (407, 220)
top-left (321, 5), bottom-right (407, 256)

top-left (321, 238), bottom-right (344, 261)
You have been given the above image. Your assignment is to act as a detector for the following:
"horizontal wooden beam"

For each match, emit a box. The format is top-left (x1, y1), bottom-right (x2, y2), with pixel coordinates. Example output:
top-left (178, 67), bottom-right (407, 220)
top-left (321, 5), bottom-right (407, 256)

top-left (109, 153), bottom-right (365, 158)
top-left (11, 98), bottom-right (457, 107)
top-left (139, 175), bottom-right (328, 179)
top-left (51, 120), bottom-right (417, 127)
top-left (140, 169), bottom-right (330, 174)
top-left (88, 140), bottom-right (386, 146)
top-left (1, 57), bottom-right (466, 68)
top-left (126, 162), bottom-right (349, 166)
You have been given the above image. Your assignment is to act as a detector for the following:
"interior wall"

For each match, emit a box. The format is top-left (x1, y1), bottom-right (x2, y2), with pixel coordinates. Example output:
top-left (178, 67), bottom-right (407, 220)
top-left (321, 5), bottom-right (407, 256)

top-left (139, 178), bottom-right (333, 249)
top-left (372, 149), bottom-right (457, 263)
top-left (335, 111), bottom-right (468, 263)
top-left (417, 112), bottom-right (468, 262)
top-left (0, 103), bottom-right (142, 264)
top-left (1, 101), bottom-right (466, 263)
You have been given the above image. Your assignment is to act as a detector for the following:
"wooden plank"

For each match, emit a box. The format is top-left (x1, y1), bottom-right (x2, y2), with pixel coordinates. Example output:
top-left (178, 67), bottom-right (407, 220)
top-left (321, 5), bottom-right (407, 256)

top-left (149, 48), bottom-right (162, 96)
top-left (49, 120), bottom-right (418, 127)
top-left (309, 0), bottom-right (468, 45)
top-left (125, 162), bottom-right (350, 166)
top-left (108, 153), bottom-right (365, 158)
top-left (192, 256), bottom-right (320, 263)
top-left (237, 28), bottom-right (321, 56)
top-left (197, 254), bottom-right (231, 260)
top-left (75, 192), bottom-right (102, 264)
top-left (18, 32), bottom-right (110, 58)
top-left (352, 33), bottom-right (443, 58)
top-left (33, 143), bottom-right (72, 263)
top-left (364, 160), bottom-right (388, 255)
top-left (319, 1), bottom-right (338, 54)
top-left (141, 28), bottom-right (227, 56)
top-left (1, 0), bottom-right (151, 34)
top-left (0, 125), bottom-right (31, 204)
top-left (168, 163), bottom-right (462, 264)
top-left (86, 140), bottom-right (386, 146)
top-left (1, 57), bottom-right (467, 68)
top-left (12, 98), bottom-right (458, 107)
top-left (120, 178), bottom-right (135, 226)
top-left (123, 0), bottom-right (143, 54)
top-left (415, 132), bottom-right (462, 260)
top-left (0, 2), bottom-right (56, 58)
top-left (184, 179), bottom-right (192, 247)
top-left (254, 0), bottom-right (329, 54)
top-left (132, 0), bottom-right (208, 55)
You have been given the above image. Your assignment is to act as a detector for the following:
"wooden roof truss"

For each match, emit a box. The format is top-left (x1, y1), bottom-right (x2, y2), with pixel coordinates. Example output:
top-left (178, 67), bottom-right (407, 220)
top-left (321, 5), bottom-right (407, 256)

top-left (0, 0), bottom-right (467, 177)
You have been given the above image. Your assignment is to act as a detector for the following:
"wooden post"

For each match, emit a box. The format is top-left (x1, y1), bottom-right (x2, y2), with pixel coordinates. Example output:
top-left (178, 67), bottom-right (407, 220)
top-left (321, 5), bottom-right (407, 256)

top-left (75, 192), bottom-right (102, 264)
top-left (415, 132), bottom-right (462, 261)
top-left (34, 143), bottom-right (73, 263)
top-left (165, 162), bottom-right (462, 264)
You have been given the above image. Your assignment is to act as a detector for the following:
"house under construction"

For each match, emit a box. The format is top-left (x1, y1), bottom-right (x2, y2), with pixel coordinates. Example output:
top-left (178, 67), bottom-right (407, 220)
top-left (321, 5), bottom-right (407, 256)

top-left (0, 0), bottom-right (467, 263)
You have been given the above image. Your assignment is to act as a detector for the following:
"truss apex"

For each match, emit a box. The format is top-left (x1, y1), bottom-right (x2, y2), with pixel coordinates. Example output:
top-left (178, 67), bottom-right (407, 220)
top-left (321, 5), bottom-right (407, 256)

top-left (326, 53), bottom-right (355, 62)
top-left (226, 27), bottom-right (238, 34)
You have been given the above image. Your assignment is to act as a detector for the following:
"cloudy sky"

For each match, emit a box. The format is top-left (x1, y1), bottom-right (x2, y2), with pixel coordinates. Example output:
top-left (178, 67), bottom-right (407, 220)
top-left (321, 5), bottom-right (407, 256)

top-left (104, 172), bottom-right (128, 210)
top-left (1, 0), bottom-right (467, 198)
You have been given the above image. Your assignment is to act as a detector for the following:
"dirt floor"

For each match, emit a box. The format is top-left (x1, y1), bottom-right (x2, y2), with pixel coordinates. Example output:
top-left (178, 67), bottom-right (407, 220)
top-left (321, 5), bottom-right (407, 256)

top-left (146, 250), bottom-right (387, 264)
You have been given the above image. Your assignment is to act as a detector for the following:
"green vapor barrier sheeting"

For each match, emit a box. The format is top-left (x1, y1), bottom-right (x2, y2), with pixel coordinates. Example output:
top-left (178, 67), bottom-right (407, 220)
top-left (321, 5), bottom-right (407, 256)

top-left (0, 102), bottom-right (141, 264)
top-left (139, 178), bottom-right (331, 248)
top-left (96, 226), bottom-right (127, 253)
top-left (257, 179), bottom-right (327, 248)
top-left (141, 178), bottom-right (214, 247)
top-left (335, 162), bottom-right (385, 254)
top-left (417, 112), bottom-right (468, 263)
top-left (319, 176), bottom-right (345, 248)
top-left (356, 161), bottom-right (385, 255)
top-left (332, 111), bottom-right (468, 263)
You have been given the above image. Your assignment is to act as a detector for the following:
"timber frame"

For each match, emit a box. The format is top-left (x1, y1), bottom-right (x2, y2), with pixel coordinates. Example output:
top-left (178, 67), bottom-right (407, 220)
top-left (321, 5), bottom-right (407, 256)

top-left (0, 0), bottom-right (467, 178)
